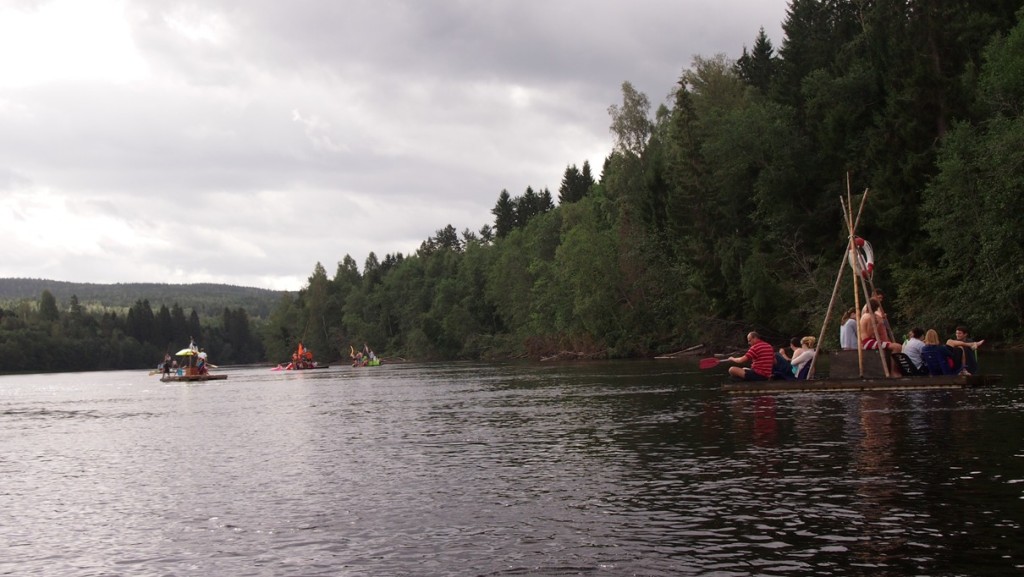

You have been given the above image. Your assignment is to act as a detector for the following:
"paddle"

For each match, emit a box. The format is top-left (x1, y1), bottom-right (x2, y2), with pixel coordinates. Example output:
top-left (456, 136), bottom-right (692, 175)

top-left (699, 357), bottom-right (727, 370)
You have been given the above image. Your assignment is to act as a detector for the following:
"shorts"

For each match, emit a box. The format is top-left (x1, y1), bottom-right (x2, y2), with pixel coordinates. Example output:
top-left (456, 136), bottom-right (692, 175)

top-left (861, 338), bottom-right (891, 350)
top-left (742, 368), bottom-right (769, 381)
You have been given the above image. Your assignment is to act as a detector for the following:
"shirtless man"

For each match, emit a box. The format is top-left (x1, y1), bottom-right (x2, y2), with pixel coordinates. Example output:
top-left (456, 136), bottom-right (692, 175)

top-left (860, 298), bottom-right (902, 353)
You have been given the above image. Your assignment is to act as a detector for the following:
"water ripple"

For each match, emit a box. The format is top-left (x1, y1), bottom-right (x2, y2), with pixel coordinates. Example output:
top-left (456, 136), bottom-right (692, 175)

top-left (1, 363), bottom-right (1023, 575)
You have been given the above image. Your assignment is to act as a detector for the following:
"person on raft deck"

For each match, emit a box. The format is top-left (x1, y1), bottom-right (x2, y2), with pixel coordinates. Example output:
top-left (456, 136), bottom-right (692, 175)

top-left (779, 336), bottom-right (816, 379)
top-left (946, 325), bottom-right (984, 375)
top-left (728, 332), bottom-right (776, 381)
top-left (859, 298), bottom-right (902, 354)
top-left (862, 288), bottom-right (896, 340)
top-left (839, 308), bottom-right (858, 350)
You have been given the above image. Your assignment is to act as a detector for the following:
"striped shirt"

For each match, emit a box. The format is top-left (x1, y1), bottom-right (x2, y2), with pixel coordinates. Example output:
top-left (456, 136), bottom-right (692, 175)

top-left (747, 340), bottom-right (775, 378)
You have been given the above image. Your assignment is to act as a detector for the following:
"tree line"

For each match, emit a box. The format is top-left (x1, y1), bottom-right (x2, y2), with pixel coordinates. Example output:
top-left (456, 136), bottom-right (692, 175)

top-left (262, 2), bottom-right (1024, 361)
top-left (0, 291), bottom-right (264, 373)
top-left (0, 278), bottom-right (283, 318)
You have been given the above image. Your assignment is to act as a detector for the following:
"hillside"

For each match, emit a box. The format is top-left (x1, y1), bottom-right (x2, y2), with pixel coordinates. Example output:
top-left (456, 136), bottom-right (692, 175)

top-left (0, 278), bottom-right (289, 319)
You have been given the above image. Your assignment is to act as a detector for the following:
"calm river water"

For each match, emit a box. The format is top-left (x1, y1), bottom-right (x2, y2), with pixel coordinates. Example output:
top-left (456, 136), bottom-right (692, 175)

top-left (2, 357), bottom-right (1023, 576)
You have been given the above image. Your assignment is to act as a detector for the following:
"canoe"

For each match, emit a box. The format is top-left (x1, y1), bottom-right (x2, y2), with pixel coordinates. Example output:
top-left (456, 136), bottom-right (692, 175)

top-left (723, 373), bottom-right (1001, 394)
top-left (160, 373), bottom-right (228, 383)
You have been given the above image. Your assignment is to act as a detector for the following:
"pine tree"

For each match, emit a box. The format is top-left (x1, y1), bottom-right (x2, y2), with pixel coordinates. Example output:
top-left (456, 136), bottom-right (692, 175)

top-left (39, 290), bottom-right (59, 322)
top-left (558, 164), bottom-right (584, 204)
top-left (735, 27), bottom-right (777, 93)
top-left (491, 189), bottom-right (516, 238)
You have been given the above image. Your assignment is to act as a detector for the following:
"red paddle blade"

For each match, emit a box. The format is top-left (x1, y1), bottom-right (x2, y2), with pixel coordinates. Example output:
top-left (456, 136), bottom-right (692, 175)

top-left (698, 357), bottom-right (721, 370)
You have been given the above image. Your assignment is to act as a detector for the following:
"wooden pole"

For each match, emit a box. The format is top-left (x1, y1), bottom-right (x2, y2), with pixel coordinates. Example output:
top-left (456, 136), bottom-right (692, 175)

top-left (807, 184), bottom-right (870, 379)
top-left (807, 247), bottom-right (849, 379)
top-left (844, 192), bottom-right (864, 376)
top-left (842, 193), bottom-right (889, 377)
top-left (846, 175), bottom-right (861, 375)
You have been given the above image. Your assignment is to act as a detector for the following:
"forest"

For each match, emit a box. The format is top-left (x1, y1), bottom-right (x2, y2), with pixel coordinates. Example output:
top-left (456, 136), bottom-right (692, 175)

top-left (0, 291), bottom-right (265, 373)
top-left (3, 1), bottom-right (1023, 373)
top-left (259, 1), bottom-right (1024, 363)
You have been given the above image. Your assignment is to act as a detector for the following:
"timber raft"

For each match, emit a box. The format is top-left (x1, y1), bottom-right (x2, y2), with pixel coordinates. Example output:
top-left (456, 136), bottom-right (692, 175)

top-left (722, 349), bottom-right (1002, 394)
top-left (723, 373), bottom-right (1001, 394)
top-left (721, 191), bottom-right (1003, 395)
top-left (160, 373), bottom-right (228, 383)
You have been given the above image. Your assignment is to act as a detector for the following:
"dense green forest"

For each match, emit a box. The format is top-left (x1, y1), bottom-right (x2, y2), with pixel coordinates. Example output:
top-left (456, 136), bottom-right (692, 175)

top-left (0, 289), bottom-right (266, 373)
top-left (262, 1), bottom-right (1024, 362)
top-left (3, 2), bottom-right (1022, 374)
top-left (0, 280), bottom-right (279, 374)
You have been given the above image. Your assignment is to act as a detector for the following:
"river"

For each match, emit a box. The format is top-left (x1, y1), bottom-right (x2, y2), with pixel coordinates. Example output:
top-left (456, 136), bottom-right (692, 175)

top-left (2, 357), bottom-right (1023, 576)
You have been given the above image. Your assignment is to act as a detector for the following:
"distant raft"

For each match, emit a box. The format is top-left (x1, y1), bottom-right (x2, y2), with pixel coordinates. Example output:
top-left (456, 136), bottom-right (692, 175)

top-left (161, 373), bottom-right (228, 383)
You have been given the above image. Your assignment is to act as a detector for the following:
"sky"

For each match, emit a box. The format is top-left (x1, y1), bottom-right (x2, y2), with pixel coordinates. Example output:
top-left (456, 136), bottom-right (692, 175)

top-left (1, 0), bottom-right (789, 291)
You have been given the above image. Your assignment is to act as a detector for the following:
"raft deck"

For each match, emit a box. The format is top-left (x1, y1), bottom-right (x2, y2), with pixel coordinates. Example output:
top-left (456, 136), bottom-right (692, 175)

top-left (723, 373), bottom-right (1000, 394)
top-left (722, 350), bottom-right (1001, 394)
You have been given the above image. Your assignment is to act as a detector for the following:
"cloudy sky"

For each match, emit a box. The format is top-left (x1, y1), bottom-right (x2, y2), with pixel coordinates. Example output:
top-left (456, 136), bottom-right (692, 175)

top-left (1, 0), bottom-right (789, 291)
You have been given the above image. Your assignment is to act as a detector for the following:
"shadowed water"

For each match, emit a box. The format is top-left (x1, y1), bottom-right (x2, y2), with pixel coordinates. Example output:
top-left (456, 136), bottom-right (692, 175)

top-left (2, 358), bottom-right (1023, 576)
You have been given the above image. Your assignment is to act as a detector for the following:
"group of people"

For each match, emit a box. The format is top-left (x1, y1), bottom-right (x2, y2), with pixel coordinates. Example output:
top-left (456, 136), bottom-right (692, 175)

top-left (351, 344), bottom-right (380, 367)
top-left (842, 289), bottom-right (984, 376)
top-left (900, 326), bottom-right (983, 376)
top-left (726, 288), bottom-right (985, 381)
top-left (726, 332), bottom-right (820, 382)
top-left (290, 343), bottom-right (317, 369)
top-left (159, 337), bottom-right (211, 376)
top-left (189, 338), bottom-right (210, 374)
top-left (777, 336), bottom-right (817, 379)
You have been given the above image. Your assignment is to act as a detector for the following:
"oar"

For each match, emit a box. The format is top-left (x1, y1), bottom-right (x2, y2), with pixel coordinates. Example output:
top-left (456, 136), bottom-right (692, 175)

top-left (699, 357), bottom-right (726, 370)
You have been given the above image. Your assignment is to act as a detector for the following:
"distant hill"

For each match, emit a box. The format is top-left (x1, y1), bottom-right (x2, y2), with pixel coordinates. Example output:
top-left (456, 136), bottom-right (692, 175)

top-left (0, 278), bottom-right (289, 319)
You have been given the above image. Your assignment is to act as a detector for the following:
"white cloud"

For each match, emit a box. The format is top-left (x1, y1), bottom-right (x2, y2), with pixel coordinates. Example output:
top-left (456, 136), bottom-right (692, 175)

top-left (0, 0), bottom-right (789, 290)
top-left (0, 0), bottom-right (147, 87)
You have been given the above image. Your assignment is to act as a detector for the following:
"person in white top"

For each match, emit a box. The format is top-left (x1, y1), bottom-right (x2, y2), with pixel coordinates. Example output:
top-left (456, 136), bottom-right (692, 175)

top-left (790, 336), bottom-right (816, 378)
top-left (839, 308), bottom-right (858, 350)
top-left (902, 327), bottom-right (926, 372)
top-left (779, 336), bottom-right (816, 379)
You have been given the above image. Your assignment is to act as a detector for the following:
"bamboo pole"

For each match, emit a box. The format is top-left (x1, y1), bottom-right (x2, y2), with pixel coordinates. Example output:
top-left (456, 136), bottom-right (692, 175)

top-left (846, 175), bottom-right (862, 375)
top-left (844, 188), bottom-right (864, 375)
top-left (842, 195), bottom-right (889, 377)
top-left (807, 245), bottom-right (850, 379)
top-left (807, 185), bottom-right (870, 379)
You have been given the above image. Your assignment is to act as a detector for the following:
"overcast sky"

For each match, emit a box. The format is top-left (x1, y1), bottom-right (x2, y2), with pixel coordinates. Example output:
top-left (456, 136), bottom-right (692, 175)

top-left (1, 0), bottom-right (789, 291)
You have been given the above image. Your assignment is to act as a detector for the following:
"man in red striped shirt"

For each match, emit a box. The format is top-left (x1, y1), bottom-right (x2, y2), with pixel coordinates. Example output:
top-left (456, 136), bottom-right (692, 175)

top-left (728, 332), bottom-right (776, 381)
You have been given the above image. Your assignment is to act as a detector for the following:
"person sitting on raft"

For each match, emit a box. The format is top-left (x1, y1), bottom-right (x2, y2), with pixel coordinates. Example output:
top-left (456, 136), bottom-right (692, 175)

top-left (727, 332), bottom-right (775, 381)
top-left (860, 299), bottom-right (902, 354)
top-left (946, 326), bottom-right (984, 375)
top-left (196, 349), bottom-right (208, 374)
